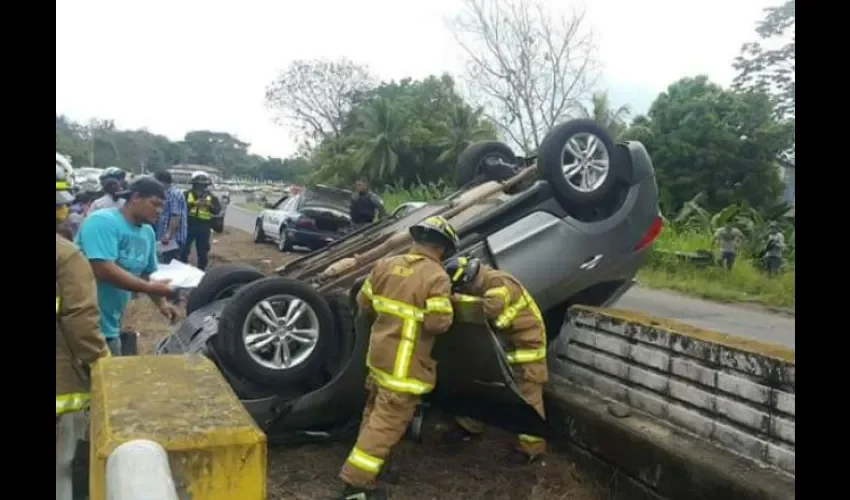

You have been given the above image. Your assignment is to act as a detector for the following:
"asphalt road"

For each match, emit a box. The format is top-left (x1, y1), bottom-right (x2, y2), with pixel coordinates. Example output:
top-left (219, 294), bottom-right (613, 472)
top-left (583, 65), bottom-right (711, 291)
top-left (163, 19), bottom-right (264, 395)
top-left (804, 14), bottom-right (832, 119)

top-left (224, 203), bottom-right (795, 349)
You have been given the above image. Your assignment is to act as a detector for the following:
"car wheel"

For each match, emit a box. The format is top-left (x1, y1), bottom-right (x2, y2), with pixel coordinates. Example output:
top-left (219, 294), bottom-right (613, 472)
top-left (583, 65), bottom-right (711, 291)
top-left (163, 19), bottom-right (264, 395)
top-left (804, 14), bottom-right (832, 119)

top-left (186, 264), bottom-right (266, 315)
top-left (218, 276), bottom-right (335, 386)
top-left (253, 219), bottom-right (266, 243)
top-left (456, 141), bottom-right (518, 186)
top-left (538, 119), bottom-right (622, 208)
top-left (278, 228), bottom-right (292, 252)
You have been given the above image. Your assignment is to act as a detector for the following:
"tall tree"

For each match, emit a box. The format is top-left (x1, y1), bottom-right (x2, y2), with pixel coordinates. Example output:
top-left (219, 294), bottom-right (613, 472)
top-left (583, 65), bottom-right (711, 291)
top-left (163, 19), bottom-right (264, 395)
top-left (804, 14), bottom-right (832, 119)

top-left (307, 75), bottom-right (497, 187)
top-left (634, 76), bottom-right (792, 213)
top-left (448, 0), bottom-right (600, 154)
top-left (733, 0), bottom-right (795, 120)
top-left (578, 91), bottom-right (631, 139)
top-left (265, 58), bottom-right (377, 151)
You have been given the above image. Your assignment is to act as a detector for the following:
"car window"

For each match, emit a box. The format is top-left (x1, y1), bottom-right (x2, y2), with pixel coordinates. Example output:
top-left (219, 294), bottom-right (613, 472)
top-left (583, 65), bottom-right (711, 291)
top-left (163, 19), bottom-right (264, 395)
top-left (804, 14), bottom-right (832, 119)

top-left (272, 196), bottom-right (289, 209)
top-left (281, 195), bottom-right (300, 211)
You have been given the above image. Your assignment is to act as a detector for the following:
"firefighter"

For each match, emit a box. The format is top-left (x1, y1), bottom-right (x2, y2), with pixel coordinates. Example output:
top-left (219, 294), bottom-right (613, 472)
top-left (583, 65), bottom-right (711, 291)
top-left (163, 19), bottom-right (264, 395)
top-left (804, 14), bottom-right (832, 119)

top-left (338, 216), bottom-right (460, 500)
top-left (56, 164), bottom-right (110, 450)
top-left (180, 171), bottom-right (222, 270)
top-left (442, 256), bottom-right (549, 464)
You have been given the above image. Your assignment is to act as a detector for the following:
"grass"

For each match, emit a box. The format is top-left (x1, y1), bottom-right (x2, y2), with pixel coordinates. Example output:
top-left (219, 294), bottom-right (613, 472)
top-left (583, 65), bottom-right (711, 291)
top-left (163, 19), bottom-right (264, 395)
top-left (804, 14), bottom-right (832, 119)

top-left (640, 227), bottom-right (795, 310)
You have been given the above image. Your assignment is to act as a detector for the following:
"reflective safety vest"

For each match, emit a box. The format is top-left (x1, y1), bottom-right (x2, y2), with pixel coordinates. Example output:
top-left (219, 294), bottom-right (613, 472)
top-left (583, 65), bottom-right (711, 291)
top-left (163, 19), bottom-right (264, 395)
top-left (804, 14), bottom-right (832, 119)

top-left (187, 192), bottom-right (213, 220)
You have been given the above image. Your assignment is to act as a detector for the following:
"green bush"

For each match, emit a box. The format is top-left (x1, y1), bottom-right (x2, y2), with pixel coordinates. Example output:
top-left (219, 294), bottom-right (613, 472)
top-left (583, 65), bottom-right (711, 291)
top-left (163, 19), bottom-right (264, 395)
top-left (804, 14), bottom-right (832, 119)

top-left (379, 180), bottom-right (454, 212)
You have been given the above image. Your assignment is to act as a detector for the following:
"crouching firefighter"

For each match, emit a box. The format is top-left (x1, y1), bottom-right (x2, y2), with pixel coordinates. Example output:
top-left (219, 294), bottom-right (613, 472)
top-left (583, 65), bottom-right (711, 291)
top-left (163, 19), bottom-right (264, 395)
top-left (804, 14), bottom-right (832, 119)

top-left (56, 164), bottom-right (111, 452)
top-left (442, 256), bottom-right (549, 464)
top-left (338, 216), bottom-right (460, 500)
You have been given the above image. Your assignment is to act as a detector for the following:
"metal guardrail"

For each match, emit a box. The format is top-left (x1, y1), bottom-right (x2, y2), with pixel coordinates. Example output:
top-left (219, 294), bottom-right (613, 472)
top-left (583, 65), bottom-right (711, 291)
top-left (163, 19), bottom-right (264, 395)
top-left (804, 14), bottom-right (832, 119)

top-left (105, 440), bottom-right (179, 500)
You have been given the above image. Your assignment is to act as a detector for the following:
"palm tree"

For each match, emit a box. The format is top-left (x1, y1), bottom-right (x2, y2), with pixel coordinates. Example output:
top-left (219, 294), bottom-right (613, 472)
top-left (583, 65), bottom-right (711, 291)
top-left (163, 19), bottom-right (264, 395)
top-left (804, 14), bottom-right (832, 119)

top-left (352, 98), bottom-right (407, 182)
top-left (579, 91), bottom-right (632, 139)
top-left (435, 105), bottom-right (497, 164)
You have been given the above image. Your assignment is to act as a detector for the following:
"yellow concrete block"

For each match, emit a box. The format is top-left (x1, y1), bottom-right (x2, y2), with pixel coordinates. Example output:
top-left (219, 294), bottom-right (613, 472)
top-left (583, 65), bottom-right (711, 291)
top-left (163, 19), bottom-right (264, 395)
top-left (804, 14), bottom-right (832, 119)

top-left (89, 355), bottom-right (267, 500)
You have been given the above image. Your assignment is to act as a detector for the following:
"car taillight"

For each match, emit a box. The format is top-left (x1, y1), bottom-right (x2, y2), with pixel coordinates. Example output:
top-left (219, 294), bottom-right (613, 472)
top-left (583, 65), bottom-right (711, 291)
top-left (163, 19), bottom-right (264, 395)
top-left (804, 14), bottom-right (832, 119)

top-left (635, 215), bottom-right (663, 251)
top-left (295, 217), bottom-right (315, 229)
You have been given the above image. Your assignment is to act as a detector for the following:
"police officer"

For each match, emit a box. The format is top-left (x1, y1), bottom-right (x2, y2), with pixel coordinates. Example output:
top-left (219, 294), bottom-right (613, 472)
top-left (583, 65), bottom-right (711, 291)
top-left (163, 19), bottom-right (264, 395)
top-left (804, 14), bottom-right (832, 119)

top-left (442, 256), bottom-right (549, 464)
top-left (180, 171), bottom-right (222, 270)
top-left (349, 179), bottom-right (387, 227)
top-left (56, 164), bottom-right (110, 449)
top-left (338, 216), bottom-right (459, 500)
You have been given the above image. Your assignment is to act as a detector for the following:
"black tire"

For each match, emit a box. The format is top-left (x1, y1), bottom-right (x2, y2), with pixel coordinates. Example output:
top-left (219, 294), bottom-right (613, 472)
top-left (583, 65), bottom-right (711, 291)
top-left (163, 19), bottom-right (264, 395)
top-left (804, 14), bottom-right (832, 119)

top-left (253, 219), bottom-right (266, 243)
top-left (218, 276), bottom-right (335, 386)
top-left (456, 141), bottom-right (517, 186)
top-left (538, 119), bottom-right (622, 208)
top-left (278, 228), bottom-right (292, 252)
top-left (186, 264), bottom-right (266, 315)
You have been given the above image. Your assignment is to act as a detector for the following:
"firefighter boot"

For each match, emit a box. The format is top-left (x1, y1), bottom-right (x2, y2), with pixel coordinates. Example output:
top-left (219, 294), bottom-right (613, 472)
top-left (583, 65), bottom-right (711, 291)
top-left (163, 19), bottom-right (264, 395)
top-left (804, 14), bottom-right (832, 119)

top-left (339, 484), bottom-right (388, 500)
top-left (440, 423), bottom-right (481, 445)
top-left (502, 449), bottom-right (541, 466)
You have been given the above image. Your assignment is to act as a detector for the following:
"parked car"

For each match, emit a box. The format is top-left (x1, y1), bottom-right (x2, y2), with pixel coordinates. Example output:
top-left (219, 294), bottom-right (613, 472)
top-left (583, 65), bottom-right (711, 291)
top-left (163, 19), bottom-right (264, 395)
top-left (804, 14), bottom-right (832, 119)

top-left (252, 185), bottom-right (354, 252)
top-left (157, 119), bottom-right (662, 444)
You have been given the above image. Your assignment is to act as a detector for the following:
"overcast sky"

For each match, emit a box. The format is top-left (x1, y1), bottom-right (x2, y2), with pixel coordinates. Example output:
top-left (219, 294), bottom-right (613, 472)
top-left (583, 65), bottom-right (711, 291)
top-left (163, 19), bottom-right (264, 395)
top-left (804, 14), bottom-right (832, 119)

top-left (56, 0), bottom-right (777, 158)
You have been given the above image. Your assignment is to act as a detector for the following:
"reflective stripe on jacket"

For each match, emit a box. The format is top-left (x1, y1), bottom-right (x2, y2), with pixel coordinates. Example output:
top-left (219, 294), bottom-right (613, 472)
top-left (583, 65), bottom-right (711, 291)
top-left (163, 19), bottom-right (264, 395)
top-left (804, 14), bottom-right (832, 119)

top-left (455, 266), bottom-right (547, 366)
top-left (187, 191), bottom-right (213, 220)
top-left (356, 246), bottom-right (454, 394)
top-left (56, 235), bottom-right (110, 413)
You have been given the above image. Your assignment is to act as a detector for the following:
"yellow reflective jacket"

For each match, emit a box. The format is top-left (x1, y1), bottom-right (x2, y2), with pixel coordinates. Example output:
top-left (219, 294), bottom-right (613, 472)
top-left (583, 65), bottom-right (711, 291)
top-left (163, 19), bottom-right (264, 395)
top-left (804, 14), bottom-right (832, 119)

top-left (56, 235), bottom-right (110, 415)
top-left (454, 266), bottom-right (547, 368)
top-left (356, 245), bottom-right (454, 394)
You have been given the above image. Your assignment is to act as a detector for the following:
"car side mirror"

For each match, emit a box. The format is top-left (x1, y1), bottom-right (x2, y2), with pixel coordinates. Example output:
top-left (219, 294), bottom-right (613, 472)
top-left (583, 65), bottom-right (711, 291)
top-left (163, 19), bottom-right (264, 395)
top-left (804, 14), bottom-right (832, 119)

top-left (264, 202), bottom-right (275, 209)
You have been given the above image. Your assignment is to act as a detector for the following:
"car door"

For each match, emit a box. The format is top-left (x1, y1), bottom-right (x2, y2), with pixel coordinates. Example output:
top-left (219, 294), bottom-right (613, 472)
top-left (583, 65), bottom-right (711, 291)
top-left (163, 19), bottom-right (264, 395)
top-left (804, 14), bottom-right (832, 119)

top-left (262, 196), bottom-right (290, 235)
top-left (430, 318), bottom-right (550, 439)
top-left (276, 195), bottom-right (302, 233)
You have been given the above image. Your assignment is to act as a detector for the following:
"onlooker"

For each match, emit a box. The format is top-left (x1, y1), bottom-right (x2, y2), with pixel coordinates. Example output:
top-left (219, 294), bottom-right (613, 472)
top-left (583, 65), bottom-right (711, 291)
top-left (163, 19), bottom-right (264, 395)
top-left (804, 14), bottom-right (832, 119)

top-left (763, 222), bottom-right (786, 277)
top-left (713, 225), bottom-right (746, 270)
top-left (87, 167), bottom-right (128, 215)
top-left (153, 170), bottom-right (188, 264)
top-left (75, 177), bottom-right (181, 356)
top-left (349, 179), bottom-right (387, 227)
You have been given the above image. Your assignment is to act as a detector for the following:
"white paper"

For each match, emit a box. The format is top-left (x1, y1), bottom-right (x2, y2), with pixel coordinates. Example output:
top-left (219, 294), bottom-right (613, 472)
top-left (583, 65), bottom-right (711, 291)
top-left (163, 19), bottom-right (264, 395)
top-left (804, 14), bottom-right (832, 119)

top-left (150, 259), bottom-right (206, 289)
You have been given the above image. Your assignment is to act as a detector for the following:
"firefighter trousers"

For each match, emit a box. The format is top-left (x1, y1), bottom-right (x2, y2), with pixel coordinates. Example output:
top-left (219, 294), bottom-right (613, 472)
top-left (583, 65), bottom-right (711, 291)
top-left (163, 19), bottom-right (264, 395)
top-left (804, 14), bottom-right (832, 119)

top-left (456, 362), bottom-right (547, 457)
top-left (339, 376), bottom-right (420, 489)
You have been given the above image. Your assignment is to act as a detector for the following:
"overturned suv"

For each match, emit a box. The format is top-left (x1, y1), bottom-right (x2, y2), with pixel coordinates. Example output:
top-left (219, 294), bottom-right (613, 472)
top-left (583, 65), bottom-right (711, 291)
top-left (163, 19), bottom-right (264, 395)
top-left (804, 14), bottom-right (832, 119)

top-left (156, 119), bottom-right (662, 443)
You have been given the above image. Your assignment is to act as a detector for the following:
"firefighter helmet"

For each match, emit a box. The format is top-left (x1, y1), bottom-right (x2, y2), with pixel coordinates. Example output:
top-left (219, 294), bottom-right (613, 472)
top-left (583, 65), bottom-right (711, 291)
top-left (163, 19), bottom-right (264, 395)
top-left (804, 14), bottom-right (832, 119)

top-left (409, 215), bottom-right (460, 257)
top-left (56, 160), bottom-right (75, 205)
top-left (444, 255), bottom-right (481, 291)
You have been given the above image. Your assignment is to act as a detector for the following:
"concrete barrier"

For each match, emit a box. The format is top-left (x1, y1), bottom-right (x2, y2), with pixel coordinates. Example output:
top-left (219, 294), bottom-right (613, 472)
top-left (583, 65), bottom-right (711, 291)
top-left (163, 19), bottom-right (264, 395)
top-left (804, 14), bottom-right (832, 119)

top-left (89, 355), bottom-right (268, 500)
top-left (546, 306), bottom-right (795, 500)
top-left (106, 440), bottom-right (179, 500)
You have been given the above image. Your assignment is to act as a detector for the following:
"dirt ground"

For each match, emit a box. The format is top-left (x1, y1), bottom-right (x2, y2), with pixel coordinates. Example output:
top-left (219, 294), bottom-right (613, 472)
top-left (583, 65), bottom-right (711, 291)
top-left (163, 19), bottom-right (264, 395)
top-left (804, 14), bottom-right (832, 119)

top-left (123, 229), bottom-right (606, 500)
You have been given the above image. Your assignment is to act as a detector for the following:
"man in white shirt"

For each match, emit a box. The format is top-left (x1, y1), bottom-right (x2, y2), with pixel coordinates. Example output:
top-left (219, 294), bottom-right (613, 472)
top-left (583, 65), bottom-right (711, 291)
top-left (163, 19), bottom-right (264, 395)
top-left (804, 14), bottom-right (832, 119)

top-left (713, 225), bottom-right (746, 270)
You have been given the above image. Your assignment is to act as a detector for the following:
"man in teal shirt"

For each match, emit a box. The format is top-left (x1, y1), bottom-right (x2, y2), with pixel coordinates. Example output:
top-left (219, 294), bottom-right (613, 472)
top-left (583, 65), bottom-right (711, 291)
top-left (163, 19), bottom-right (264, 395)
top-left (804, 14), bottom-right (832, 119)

top-left (76, 177), bottom-right (181, 355)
